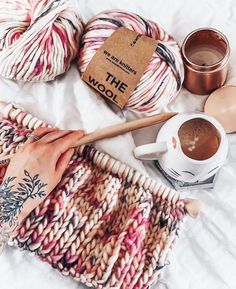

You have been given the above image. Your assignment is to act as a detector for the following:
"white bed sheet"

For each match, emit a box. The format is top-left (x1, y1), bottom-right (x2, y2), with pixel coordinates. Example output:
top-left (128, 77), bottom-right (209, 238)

top-left (0, 0), bottom-right (236, 289)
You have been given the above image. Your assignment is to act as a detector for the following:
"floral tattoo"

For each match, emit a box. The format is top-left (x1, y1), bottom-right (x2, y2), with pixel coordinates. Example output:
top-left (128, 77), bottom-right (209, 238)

top-left (0, 170), bottom-right (47, 228)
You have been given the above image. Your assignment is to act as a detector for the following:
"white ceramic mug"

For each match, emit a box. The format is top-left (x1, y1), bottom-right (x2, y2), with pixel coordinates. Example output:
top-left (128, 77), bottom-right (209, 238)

top-left (134, 113), bottom-right (228, 183)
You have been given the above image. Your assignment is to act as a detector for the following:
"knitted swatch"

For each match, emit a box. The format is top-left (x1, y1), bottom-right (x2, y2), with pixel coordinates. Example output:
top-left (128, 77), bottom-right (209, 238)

top-left (0, 103), bottom-right (187, 289)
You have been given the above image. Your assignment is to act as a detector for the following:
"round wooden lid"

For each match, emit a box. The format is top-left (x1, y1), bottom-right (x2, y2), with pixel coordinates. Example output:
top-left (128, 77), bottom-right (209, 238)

top-left (204, 85), bottom-right (236, 133)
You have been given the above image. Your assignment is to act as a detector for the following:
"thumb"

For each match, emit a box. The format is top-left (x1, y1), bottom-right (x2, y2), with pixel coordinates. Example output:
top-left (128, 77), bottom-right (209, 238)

top-left (55, 148), bottom-right (74, 179)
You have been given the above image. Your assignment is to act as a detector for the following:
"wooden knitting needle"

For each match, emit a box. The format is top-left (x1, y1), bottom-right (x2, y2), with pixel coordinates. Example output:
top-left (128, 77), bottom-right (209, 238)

top-left (75, 112), bottom-right (177, 146)
top-left (0, 112), bottom-right (177, 165)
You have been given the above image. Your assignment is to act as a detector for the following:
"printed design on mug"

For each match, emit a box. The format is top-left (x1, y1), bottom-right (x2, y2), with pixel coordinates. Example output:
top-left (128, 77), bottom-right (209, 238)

top-left (168, 168), bottom-right (182, 178)
top-left (172, 136), bottom-right (177, 149)
top-left (208, 166), bottom-right (219, 174)
top-left (182, 170), bottom-right (195, 176)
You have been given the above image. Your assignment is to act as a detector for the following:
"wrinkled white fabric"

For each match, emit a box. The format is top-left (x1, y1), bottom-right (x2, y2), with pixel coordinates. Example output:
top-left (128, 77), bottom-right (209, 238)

top-left (0, 1), bottom-right (236, 289)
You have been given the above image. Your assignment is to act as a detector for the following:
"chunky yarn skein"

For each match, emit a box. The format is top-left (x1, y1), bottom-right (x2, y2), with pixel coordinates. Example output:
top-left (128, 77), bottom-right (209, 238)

top-left (0, 0), bottom-right (84, 82)
top-left (78, 10), bottom-right (184, 113)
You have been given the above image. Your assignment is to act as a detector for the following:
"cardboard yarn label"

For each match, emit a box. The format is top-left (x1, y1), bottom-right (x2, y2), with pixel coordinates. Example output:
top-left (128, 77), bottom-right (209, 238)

top-left (82, 27), bottom-right (158, 108)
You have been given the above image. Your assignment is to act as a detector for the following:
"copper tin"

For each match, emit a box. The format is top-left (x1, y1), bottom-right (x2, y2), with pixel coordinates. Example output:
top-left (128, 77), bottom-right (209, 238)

top-left (181, 28), bottom-right (230, 95)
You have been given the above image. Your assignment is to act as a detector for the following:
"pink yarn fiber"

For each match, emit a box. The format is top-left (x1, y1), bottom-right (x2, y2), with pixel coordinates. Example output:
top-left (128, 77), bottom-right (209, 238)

top-left (0, 103), bottom-right (187, 289)
top-left (0, 0), bottom-right (84, 81)
top-left (78, 10), bottom-right (184, 113)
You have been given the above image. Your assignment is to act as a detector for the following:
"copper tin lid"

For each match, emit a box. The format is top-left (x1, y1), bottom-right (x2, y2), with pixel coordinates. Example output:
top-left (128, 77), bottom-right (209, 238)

top-left (204, 85), bottom-right (236, 133)
top-left (181, 28), bottom-right (230, 95)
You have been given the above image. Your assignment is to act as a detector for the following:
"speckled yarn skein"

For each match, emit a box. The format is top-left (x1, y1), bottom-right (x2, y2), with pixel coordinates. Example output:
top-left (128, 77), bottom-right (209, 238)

top-left (78, 10), bottom-right (184, 113)
top-left (0, 0), bottom-right (84, 82)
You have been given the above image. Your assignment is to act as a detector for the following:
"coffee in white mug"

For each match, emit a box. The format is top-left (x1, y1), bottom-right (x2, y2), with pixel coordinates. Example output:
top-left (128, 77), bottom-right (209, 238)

top-left (178, 118), bottom-right (221, 161)
top-left (134, 113), bottom-right (228, 183)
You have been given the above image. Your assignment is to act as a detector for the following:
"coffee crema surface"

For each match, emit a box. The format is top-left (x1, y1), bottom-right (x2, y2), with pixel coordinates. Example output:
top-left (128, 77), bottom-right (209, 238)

top-left (178, 118), bottom-right (221, 161)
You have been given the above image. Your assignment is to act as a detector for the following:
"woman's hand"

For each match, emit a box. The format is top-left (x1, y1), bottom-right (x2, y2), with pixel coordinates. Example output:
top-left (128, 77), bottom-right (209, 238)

top-left (0, 127), bottom-right (84, 234)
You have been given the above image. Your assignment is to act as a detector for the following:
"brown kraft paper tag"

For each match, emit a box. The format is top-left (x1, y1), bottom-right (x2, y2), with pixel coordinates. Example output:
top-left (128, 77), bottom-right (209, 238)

top-left (82, 27), bottom-right (158, 108)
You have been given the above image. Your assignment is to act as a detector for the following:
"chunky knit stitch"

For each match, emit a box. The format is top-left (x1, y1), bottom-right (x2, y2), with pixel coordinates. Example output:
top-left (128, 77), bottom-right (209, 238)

top-left (0, 103), bottom-right (187, 289)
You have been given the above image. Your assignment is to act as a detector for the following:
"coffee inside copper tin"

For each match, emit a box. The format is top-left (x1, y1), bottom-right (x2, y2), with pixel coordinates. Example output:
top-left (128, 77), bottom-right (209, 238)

top-left (184, 29), bottom-right (228, 67)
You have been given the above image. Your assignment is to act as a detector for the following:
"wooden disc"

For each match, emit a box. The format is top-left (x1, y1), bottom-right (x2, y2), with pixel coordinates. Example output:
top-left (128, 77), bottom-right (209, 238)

top-left (204, 85), bottom-right (236, 133)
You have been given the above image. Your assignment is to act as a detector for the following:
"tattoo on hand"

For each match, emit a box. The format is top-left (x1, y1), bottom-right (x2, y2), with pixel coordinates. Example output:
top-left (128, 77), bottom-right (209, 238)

top-left (0, 170), bottom-right (47, 228)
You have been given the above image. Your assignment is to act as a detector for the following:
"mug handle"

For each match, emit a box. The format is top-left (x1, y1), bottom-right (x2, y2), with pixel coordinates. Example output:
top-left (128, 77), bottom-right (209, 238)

top-left (134, 142), bottom-right (168, 160)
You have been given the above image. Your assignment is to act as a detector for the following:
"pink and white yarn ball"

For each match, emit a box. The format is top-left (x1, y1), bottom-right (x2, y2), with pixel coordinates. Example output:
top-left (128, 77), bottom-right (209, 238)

top-left (0, 0), bottom-right (84, 82)
top-left (78, 10), bottom-right (184, 113)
